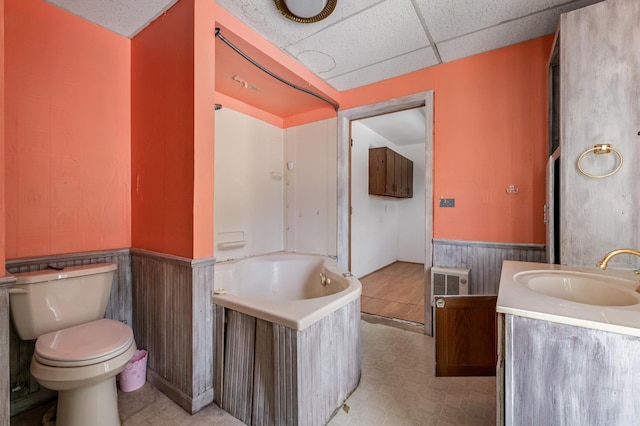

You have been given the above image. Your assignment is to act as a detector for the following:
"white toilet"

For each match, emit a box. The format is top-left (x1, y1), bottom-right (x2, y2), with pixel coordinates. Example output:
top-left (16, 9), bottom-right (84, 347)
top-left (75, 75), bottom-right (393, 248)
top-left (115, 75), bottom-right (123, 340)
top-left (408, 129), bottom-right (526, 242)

top-left (9, 263), bottom-right (137, 426)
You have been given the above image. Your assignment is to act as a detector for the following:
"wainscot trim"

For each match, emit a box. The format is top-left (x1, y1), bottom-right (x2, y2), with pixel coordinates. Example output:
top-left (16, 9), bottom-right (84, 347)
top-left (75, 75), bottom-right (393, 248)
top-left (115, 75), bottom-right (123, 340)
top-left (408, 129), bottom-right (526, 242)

top-left (0, 275), bottom-right (17, 289)
top-left (432, 239), bottom-right (545, 251)
top-left (432, 239), bottom-right (546, 295)
top-left (131, 249), bottom-right (215, 414)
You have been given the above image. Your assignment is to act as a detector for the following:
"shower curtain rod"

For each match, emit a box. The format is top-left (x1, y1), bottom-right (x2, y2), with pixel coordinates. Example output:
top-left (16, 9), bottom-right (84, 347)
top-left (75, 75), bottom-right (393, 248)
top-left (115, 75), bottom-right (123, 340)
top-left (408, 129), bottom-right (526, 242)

top-left (215, 28), bottom-right (340, 112)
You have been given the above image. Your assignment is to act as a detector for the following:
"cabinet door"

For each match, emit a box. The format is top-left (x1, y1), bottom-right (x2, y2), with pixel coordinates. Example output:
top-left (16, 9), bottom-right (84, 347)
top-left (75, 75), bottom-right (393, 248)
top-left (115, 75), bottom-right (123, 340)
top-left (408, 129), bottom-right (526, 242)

top-left (385, 148), bottom-right (396, 195)
top-left (399, 157), bottom-right (413, 198)
top-left (368, 148), bottom-right (386, 196)
top-left (505, 315), bottom-right (640, 425)
top-left (406, 159), bottom-right (413, 198)
top-left (394, 151), bottom-right (403, 196)
top-left (434, 295), bottom-right (497, 377)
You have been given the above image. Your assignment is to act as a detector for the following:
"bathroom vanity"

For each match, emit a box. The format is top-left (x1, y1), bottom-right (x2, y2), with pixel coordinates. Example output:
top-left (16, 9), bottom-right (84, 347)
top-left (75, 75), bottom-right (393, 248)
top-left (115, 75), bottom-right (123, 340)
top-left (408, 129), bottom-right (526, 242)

top-left (496, 261), bottom-right (640, 425)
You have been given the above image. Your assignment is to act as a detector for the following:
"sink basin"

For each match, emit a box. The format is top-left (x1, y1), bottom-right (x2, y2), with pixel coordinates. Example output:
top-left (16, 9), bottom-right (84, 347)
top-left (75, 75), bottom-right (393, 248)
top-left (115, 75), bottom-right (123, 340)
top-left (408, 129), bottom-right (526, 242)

top-left (514, 270), bottom-right (640, 306)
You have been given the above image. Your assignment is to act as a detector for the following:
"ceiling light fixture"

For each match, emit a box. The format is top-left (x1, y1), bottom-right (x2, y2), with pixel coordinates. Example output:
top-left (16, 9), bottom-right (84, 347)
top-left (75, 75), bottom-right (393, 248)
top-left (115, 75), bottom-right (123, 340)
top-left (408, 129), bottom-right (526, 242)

top-left (274, 0), bottom-right (337, 23)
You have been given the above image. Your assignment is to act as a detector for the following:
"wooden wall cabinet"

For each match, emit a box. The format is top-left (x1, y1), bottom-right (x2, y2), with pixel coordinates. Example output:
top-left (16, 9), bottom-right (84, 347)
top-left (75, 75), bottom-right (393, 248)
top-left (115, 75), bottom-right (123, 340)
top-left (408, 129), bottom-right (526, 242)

top-left (368, 147), bottom-right (413, 198)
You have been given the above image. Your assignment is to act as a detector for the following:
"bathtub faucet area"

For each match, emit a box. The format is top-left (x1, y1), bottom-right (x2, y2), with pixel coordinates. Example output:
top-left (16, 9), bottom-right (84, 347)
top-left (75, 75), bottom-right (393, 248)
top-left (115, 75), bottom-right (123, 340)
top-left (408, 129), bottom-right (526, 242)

top-left (320, 272), bottom-right (331, 286)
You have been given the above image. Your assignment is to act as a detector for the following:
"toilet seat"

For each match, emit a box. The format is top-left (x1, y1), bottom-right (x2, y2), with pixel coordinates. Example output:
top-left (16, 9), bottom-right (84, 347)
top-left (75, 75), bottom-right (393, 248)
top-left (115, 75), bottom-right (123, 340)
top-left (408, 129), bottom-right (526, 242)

top-left (35, 319), bottom-right (134, 368)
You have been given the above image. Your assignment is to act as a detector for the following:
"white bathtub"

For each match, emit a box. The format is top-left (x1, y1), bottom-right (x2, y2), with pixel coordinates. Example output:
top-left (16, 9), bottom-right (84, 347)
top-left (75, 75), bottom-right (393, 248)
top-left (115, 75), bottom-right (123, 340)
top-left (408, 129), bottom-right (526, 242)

top-left (212, 252), bottom-right (361, 330)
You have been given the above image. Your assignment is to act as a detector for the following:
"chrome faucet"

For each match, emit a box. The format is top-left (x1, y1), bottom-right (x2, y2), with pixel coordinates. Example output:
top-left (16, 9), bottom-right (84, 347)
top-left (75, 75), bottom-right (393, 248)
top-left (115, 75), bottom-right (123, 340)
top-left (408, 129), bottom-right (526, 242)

top-left (597, 248), bottom-right (640, 275)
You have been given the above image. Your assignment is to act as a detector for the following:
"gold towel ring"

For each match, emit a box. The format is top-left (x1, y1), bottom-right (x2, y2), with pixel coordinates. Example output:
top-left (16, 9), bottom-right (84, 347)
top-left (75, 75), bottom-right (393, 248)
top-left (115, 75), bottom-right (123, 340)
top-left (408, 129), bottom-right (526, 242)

top-left (577, 144), bottom-right (623, 178)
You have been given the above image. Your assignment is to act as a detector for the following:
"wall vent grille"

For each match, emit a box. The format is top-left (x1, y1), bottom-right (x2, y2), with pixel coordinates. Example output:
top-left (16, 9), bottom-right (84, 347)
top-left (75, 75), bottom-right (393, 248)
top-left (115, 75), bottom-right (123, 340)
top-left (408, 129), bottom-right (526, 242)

top-left (430, 266), bottom-right (470, 304)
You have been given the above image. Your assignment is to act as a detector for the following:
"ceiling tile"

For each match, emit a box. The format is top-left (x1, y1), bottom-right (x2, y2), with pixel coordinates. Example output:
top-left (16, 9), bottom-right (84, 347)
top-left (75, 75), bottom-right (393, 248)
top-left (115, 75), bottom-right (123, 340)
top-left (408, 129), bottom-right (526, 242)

top-left (215, 0), bottom-right (383, 48)
top-left (328, 47), bottom-right (439, 91)
top-left (416, 0), bottom-right (599, 43)
top-left (46, 0), bottom-right (178, 37)
top-left (285, 0), bottom-right (429, 80)
top-left (436, 0), bottom-right (603, 62)
top-left (44, 0), bottom-right (609, 117)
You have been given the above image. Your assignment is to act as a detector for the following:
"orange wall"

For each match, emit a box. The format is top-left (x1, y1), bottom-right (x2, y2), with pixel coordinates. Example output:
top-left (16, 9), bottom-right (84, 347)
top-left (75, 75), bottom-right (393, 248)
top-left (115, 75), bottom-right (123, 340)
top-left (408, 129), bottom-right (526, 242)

top-left (432, 39), bottom-right (550, 244)
top-left (131, 0), bottom-right (196, 258)
top-left (342, 37), bottom-right (552, 244)
top-left (193, 0), bottom-right (216, 258)
top-left (3, 0), bottom-right (551, 262)
top-left (4, 0), bottom-right (131, 259)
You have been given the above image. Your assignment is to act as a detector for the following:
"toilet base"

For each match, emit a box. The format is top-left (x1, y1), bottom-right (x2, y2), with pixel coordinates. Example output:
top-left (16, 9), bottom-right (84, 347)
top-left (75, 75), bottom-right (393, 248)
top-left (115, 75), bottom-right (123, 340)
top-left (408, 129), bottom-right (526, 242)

top-left (56, 376), bottom-right (120, 426)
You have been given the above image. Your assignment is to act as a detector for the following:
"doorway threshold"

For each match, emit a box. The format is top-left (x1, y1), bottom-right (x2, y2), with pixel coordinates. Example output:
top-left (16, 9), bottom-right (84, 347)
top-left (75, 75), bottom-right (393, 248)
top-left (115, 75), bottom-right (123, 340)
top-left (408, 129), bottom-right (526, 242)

top-left (361, 313), bottom-right (424, 334)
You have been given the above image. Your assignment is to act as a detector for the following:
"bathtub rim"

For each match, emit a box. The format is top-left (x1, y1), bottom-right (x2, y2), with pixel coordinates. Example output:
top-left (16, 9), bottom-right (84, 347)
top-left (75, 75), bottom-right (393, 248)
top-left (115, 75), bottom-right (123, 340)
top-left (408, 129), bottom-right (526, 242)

top-left (212, 252), bottom-right (361, 330)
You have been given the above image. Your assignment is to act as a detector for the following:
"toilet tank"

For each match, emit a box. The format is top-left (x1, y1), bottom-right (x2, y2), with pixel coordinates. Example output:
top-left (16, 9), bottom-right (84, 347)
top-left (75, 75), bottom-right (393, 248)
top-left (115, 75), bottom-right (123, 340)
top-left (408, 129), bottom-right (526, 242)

top-left (9, 263), bottom-right (117, 340)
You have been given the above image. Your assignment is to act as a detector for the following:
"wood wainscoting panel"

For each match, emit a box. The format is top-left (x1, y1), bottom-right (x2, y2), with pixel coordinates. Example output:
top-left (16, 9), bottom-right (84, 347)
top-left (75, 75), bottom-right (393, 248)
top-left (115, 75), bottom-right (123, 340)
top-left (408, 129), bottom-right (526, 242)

top-left (214, 298), bottom-right (360, 425)
top-left (6, 248), bottom-right (132, 324)
top-left (222, 310), bottom-right (256, 423)
top-left (253, 319), bottom-right (276, 426)
top-left (131, 249), bottom-right (215, 414)
top-left (296, 298), bottom-right (361, 426)
top-left (559, 0), bottom-right (640, 267)
top-left (5, 248), bottom-right (131, 416)
top-left (432, 239), bottom-right (545, 295)
top-left (213, 304), bottom-right (225, 408)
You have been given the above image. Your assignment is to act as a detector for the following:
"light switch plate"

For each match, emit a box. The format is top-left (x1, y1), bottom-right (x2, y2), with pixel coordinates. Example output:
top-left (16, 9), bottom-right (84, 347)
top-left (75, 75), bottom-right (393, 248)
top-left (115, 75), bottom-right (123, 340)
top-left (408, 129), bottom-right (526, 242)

top-left (439, 198), bottom-right (455, 208)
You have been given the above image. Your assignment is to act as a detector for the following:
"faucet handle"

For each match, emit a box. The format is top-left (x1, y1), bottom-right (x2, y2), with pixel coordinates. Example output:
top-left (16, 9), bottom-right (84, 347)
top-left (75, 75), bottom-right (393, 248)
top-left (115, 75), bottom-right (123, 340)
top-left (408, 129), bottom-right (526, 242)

top-left (319, 272), bottom-right (330, 286)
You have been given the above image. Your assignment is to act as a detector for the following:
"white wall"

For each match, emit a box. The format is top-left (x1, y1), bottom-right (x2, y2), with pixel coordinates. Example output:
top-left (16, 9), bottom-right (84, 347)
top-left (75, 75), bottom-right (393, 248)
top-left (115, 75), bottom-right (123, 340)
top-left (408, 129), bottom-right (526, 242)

top-left (351, 121), bottom-right (425, 278)
top-left (214, 108), bottom-right (285, 261)
top-left (396, 144), bottom-right (426, 263)
top-left (285, 118), bottom-right (338, 256)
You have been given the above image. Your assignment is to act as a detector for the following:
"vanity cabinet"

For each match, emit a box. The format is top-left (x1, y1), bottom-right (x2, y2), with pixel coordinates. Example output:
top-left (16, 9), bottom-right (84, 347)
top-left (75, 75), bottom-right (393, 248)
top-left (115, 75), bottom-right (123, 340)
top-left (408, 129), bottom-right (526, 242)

top-left (553, 0), bottom-right (640, 266)
top-left (497, 260), bottom-right (640, 426)
top-left (498, 313), bottom-right (640, 425)
top-left (368, 147), bottom-right (413, 198)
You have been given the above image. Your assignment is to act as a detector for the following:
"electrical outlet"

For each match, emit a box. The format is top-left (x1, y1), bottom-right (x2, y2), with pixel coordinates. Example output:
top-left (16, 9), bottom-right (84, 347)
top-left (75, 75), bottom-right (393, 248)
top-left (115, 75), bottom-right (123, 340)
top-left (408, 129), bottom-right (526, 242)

top-left (439, 198), bottom-right (455, 208)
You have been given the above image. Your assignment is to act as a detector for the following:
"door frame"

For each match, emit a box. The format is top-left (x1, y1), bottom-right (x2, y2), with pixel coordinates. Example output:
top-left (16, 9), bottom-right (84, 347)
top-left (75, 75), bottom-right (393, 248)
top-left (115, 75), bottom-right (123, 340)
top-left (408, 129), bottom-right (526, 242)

top-left (336, 90), bottom-right (435, 334)
top-left (545, 147), bottom-right (561, 264)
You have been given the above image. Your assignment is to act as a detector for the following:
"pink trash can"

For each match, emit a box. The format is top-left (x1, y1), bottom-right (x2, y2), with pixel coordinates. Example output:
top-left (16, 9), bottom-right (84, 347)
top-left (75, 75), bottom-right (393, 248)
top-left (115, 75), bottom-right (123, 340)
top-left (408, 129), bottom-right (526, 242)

top-left (118, 349), bottom-right (147, 392)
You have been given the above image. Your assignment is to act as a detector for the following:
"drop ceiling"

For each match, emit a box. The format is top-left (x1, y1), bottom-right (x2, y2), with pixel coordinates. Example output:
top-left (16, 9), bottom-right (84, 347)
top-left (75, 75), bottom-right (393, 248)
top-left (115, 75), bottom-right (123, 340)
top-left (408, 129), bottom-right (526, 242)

top-left (47, 0), bottom-right (603, 92)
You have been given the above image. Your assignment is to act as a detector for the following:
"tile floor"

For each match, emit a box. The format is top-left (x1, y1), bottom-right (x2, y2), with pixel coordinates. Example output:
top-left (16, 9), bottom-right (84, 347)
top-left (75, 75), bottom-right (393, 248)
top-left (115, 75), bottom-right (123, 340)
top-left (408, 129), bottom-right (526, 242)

top-left (360, 262), bottom-right (425, 324)
top-left (11, 319), bottom-right (496, 426)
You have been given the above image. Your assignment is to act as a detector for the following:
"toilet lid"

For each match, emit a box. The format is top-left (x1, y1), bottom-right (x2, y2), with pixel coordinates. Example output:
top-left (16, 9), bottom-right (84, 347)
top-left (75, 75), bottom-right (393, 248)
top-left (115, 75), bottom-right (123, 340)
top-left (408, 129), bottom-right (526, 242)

top-left (35, 319), bottom-right (134, 367)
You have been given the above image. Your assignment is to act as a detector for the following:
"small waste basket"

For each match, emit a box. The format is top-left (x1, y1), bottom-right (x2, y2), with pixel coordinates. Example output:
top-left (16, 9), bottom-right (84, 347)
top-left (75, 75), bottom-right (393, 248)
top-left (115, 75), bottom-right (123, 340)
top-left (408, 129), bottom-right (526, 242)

top-left (118, 349), bottom-right (147, 392)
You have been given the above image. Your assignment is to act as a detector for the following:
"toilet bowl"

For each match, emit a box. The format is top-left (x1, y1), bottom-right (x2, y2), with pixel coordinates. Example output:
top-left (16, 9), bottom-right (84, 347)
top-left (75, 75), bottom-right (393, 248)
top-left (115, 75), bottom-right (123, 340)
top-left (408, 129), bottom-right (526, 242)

top-left (9, 263), bottom-right (137, 426)
top-left (31, 319), bottom-right (136, 426)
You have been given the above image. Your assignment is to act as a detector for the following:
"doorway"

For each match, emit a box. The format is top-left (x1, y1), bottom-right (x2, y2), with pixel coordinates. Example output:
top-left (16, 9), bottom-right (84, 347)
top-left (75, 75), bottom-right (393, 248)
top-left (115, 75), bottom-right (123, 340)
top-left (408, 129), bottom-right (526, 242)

top-left (350, 107), bottom-right (427, 325)
top-left (336, 91), bottom-right (435, 335)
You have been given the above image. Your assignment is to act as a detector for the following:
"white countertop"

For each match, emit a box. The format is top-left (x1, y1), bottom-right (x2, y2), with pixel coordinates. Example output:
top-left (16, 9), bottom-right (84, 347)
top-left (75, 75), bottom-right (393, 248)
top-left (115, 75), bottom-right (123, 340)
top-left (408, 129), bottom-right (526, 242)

top-left (497, 261), bottom-right (640, 337)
